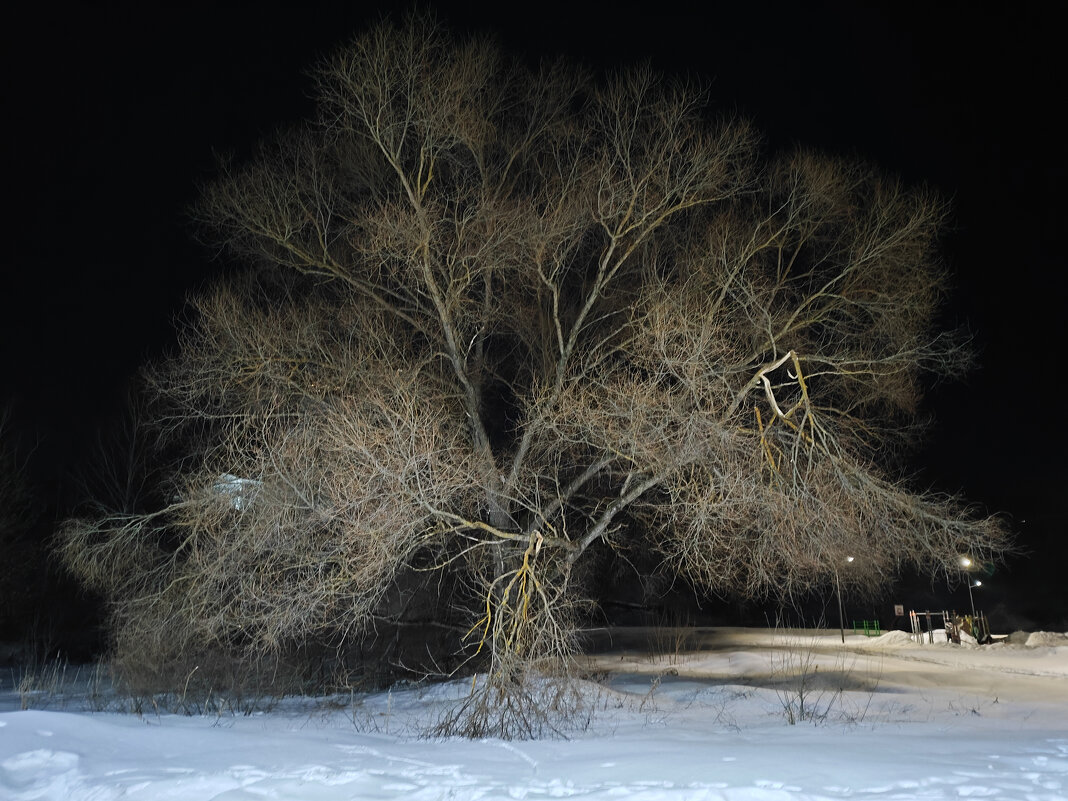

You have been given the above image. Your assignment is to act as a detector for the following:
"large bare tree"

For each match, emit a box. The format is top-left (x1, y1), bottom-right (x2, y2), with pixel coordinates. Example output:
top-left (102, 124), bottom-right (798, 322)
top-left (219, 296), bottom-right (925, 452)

top-left (60, 15), bottom-right (1007, 734)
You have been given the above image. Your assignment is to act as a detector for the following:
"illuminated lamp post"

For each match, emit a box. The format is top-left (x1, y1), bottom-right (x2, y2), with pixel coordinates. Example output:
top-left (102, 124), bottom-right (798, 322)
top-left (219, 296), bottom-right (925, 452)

top-left (960, 557), bottom-right (978, 620)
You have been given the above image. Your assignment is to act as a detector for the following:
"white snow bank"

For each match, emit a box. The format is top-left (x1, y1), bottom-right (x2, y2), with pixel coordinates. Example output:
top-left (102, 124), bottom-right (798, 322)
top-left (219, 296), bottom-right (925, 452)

top-left (866, 630), bottom-right (916, 647)
top-left (1026, 631), bottom-right (1068, 647)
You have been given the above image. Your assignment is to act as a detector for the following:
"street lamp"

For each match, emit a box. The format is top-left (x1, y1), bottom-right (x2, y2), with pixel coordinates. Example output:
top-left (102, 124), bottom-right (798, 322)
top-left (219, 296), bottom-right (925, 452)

top-left (960, 557), bottom-right (977, 620)
top-left (835, 556), bottom-right (855, 643)
top-left (967, 579), bottom-right (982, 619)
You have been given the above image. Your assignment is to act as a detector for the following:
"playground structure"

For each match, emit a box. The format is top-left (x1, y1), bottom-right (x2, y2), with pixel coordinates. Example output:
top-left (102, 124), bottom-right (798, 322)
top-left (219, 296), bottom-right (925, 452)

top-left (852, 619), bottom-right (881, 637)
top-left (908, 609), bottom-right (991, 644)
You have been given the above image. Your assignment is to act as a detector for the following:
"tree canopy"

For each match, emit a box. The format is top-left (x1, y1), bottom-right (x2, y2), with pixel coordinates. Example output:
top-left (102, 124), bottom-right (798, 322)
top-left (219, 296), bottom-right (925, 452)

top-left (60, 14), bottom-right (1008, 736)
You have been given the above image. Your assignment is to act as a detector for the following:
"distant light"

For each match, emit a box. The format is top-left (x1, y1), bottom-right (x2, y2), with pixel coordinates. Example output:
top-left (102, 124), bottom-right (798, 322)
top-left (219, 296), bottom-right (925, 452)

top-left (974, 580), bottom-right (982, 588)
top-left (960, 557), bottom-right (972, 568)
top-left (846, 556), bottom-right (855, 563)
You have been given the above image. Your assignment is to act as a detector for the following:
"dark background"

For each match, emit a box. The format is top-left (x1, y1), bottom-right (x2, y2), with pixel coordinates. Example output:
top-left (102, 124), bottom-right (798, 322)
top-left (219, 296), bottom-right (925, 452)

top-left (3, 2), bottom-right (1065, 645)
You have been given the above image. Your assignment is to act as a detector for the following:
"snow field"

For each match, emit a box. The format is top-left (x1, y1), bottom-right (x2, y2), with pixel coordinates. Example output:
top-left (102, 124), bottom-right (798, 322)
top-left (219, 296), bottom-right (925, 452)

top-left (2, 628), bottom-right (1066, 800)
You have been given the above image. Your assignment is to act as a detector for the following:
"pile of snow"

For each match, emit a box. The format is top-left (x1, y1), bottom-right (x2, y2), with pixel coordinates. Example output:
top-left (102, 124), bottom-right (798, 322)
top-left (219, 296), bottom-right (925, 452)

top-left (866, 629), bottom-right (981, 648)
top-left (1026, 630), bottom-right (1068, 647)
top-left (2, 628), bottom-right (1066, 800)
top-left (865, 629), bottom-right (914, 647)
top-left (876, 628), bottom-right (979, 648)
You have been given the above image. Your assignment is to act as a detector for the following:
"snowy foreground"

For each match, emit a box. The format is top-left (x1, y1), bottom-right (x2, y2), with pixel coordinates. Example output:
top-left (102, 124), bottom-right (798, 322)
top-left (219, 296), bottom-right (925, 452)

top-left (2, 628), bottom-right (1066, 800)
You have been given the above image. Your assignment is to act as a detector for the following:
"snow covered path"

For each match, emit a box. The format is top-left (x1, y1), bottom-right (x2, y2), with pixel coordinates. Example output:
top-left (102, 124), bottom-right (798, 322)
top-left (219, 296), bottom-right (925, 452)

top-left (2, 629), bottom-right (1066, 800)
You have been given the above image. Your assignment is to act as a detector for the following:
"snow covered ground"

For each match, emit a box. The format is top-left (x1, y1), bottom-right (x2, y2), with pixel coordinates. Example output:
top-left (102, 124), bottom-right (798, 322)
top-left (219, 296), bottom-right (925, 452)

top-left (2, 627), bottom-right (1066, 800)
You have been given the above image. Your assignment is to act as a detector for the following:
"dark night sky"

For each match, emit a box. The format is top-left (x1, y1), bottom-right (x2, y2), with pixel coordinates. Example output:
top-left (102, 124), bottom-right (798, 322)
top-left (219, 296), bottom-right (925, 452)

top-left (4, 3), bottom-right (1066, 620)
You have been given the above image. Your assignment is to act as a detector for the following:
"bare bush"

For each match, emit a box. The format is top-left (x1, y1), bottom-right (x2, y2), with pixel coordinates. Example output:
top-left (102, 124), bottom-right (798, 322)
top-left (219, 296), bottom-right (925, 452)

top-left (58, 13), bottom-right (1009, 736)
